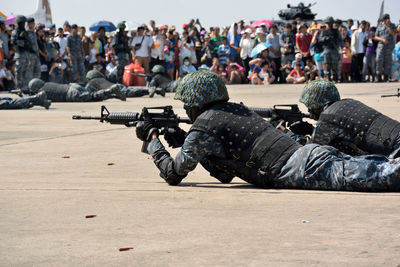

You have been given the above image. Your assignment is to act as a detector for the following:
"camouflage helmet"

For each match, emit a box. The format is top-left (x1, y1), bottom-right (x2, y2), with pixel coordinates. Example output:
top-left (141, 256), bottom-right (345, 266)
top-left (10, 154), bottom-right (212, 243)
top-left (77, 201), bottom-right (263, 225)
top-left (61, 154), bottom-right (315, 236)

top-left (86, 70), bottom-right (103, 80)
top-left (117, 21), bottom-right (126, 29)
top-left (15, 15), bottom-right (26, 24)
top-left (299, 80), bottom-right (341, 110)
top-left (28, 78), bottom-right (45, 93)
top-left (151, 64), bottom-right (165, 74)
top-left (325, 16), bottom-right (334, 25)
top-left (174, 70), bottom-right (229, 109)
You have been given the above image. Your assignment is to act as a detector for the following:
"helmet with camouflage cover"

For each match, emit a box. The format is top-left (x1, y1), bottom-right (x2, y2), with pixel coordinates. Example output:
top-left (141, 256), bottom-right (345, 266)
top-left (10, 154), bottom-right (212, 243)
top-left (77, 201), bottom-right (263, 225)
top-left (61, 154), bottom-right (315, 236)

top-left (174, 70), bottom-right (229, 109)
top-left (151, 64), bottom-right (165, 74)
top-left (117, 21), bottom-right (126, 30)
top-left (16, 15), bottom-right (27, 24)
top-left (299, 80), bottom-right (341, 111)
top-left (28, 78), bottom-right (45, 93)
top-left (174, 70), bottom-right (229, 121)
top-left (86, 70), bottom-right (104, 80)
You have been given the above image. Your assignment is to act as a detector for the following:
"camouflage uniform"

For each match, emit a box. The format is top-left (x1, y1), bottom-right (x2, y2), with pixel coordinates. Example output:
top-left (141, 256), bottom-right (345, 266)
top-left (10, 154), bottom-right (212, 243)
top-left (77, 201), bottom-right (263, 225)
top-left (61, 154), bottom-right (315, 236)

top-left (28, 78), bottom-right (125, 102)
top-left (375, 22), bottom-right (396, 80)
top-left (85, 70), bottom-right (162, 97)
top-left (86, 77), bottom-right (150, 98)
top-left (0, 91), bottom-right (50, 109)
top-left (319, 17), bottom-right (341, 81)
top-left (67, 34), bottom-right (85, 83)
top-left (142, 71), bottom-right (400, 192)
top-left (0, 97), bottom-right (34, 109)
top-left (111, 24), bottom-right (130, 83)
top-left (26, 30), bottom-right (41, 82)
top-left (300, 80), bottom-right (400, 158)
top-left (10, 16), bottom-right (30, 90)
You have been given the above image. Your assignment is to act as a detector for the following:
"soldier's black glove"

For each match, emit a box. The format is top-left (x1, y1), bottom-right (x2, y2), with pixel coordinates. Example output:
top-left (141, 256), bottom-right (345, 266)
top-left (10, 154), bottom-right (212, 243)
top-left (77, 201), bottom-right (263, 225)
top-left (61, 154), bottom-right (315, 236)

top-left (136, 121), bottom-right (159, 142)
top-left (289, 121), bottom-right (314, 136)
top-left (269, 111), bottom-right (284, 128)
top-left (164, 127), bottom-right (187, 148)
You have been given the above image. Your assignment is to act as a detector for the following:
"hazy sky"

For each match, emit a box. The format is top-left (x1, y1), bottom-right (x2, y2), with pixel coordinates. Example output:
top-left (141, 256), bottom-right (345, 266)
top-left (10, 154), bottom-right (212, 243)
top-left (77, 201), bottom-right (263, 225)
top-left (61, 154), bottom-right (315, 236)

top-left (2, 0), bottom-right (400, 30)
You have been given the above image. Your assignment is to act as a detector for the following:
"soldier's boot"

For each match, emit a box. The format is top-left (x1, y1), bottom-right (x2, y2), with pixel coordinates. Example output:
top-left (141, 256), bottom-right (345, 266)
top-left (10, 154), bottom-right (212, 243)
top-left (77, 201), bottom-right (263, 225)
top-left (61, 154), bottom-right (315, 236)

top-left (155, 88), bottom-right (166, 97)
top-left (29, 91), bottom-right (51, 109)
top-left (149, 87), bottom-right (156, 98)
top-left (107, 85), bottom-right (126, 101)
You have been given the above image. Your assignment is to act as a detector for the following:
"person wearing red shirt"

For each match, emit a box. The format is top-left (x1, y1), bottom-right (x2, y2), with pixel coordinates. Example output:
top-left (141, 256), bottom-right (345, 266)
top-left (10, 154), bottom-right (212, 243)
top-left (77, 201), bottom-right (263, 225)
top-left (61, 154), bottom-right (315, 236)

top-left (296, 24), bottom-right (313, 64)
top-left (286, 63), bottom-right (306, 84)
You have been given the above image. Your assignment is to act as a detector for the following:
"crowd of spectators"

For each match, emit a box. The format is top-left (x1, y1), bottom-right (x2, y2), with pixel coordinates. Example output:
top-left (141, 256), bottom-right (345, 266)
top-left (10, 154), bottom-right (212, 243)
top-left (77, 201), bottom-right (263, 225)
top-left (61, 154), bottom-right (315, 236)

top-left (1, 15), bottom-right (400, 91)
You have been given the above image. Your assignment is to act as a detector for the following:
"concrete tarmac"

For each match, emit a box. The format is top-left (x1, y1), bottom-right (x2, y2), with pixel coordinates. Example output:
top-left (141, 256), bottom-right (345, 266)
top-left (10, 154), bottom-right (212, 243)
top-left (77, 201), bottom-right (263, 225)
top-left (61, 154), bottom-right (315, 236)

top-left (0, 83), bottom-right (399, 266)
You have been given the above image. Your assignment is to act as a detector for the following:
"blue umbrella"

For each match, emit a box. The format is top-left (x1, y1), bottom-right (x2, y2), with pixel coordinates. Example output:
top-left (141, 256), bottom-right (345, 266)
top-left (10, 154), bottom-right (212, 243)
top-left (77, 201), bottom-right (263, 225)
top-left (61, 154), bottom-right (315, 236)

top-left (89, 20), bottom-right (116, 32)
top-left (251, 43), bottom-right (272, 58)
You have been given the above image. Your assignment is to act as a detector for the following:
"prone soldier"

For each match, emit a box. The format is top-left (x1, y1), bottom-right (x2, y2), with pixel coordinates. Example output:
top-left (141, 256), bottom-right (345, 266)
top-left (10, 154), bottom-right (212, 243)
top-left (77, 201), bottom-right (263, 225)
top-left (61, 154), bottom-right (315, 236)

top-left (134, 71), bottom-right (400, 192)
top-left (85, 70), bottom-right (165, 98)
top-left (28, 78), bottom-right (126, 102)
top-left (299, 80), bottom-right (400, 158)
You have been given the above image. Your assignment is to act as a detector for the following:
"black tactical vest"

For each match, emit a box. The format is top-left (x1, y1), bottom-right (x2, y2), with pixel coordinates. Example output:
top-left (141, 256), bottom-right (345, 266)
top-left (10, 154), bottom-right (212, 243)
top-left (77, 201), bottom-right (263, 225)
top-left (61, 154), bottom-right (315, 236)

top-left (40, 82), bottom-right (70, 102)
top-left (86, 78), bottom-right (114, 91)
top-left (319, 99), bottom-right (400, 156)
top-left (190, 102), bottom-right (301, 188)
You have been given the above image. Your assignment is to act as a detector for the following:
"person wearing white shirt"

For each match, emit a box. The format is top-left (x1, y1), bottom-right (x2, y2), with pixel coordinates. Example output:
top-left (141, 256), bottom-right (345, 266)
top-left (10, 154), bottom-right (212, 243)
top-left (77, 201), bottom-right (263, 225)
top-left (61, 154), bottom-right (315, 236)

top-left (131, 26), bottom-right (153, 73)
top-left (178, 31), bottom-right (194, 66)
top-left (239, 29), bottom-right (255, 76)
top-left (54, 28), bottom-right (68, 59)
top-left (150, 28), bottom-right (165, 71)
top-left (350, 21), bottom-right (367, 82)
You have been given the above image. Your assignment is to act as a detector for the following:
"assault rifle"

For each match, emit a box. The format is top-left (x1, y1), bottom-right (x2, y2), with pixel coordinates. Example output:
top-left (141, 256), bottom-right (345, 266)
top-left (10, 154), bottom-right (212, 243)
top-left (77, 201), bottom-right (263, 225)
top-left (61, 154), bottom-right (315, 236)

top-left (248, 104), bottom-right (310, 127)
top-left (72, 105), bottom-right (191, 152)
top-left (381, 88), bottom-right (400, 98)
top-left (10, 89), bottom-right (30, 97)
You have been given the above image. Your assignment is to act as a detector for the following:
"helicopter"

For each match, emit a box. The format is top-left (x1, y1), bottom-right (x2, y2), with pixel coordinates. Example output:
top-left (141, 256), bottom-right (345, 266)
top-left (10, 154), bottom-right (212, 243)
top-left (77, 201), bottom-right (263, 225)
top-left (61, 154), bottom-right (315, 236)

top-left (278, 2), bottom-right (317, 21)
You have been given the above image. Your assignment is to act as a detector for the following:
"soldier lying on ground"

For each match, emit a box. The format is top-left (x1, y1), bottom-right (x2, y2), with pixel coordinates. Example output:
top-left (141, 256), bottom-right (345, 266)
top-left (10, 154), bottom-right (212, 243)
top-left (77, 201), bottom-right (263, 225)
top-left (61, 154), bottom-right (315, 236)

top-left (145, 65), bottom-right (180, 93)
top-left (0, 91), bottom-right (51, 109)
top-left (135, 70), bottom-right (400, 192)
top-left (85, 70), bottom-right (165, 98)
top-left (28, 78), bottom-right (126, 102)
top-left (299, 80), bottom-right (400, 158)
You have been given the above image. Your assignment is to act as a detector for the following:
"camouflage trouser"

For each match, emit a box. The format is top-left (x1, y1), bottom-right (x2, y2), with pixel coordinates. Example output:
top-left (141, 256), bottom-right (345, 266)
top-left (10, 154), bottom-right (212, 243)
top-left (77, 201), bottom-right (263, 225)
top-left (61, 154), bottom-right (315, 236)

top-left (121, 86), bottom-right (149, 97)
top-left (376, 46), bottom-right (392, 76)
top-left (323, 49), bottom-right (339, 81)
top-left (0, 97), bottom-right (33, 109)
top-left (275, 144), bottom-right (400, 192)
top-left (26, 52), bottom-right (41, 83)
top-left (15, 52), bottom-right (30, 90)
top-left (71, 55), bottom-right (86, 83)
top-left (115, 52), bottom-right (129, 83)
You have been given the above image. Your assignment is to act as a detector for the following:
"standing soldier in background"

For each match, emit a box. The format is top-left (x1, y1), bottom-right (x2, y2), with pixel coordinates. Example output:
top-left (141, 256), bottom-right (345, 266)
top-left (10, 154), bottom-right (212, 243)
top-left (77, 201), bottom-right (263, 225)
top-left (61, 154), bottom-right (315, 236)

top-left (67, 24), bottom-right (85, 83)
top-left (375, 14), bottom-right (396, 82)
top-left (25, 17), bottom-right (41, 82)
top-left (11, 15), bottom-right (30, 91)
top-left (319, 16), bottom-right (341, 82)
top-left (111, 22), bottom-right (130, 83)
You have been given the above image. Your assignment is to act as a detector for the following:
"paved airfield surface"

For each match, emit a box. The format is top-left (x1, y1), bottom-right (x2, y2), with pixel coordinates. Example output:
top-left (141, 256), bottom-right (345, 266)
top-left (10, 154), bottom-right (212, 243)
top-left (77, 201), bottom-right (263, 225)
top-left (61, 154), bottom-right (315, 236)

top-left (1, 83), bottom-right (399, 266)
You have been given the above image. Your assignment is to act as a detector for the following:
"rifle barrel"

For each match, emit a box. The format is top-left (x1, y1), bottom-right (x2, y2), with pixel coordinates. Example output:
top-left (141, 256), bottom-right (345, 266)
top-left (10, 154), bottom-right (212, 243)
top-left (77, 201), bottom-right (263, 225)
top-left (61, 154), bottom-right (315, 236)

top-left (72, 115), bottom-right (103, 120)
